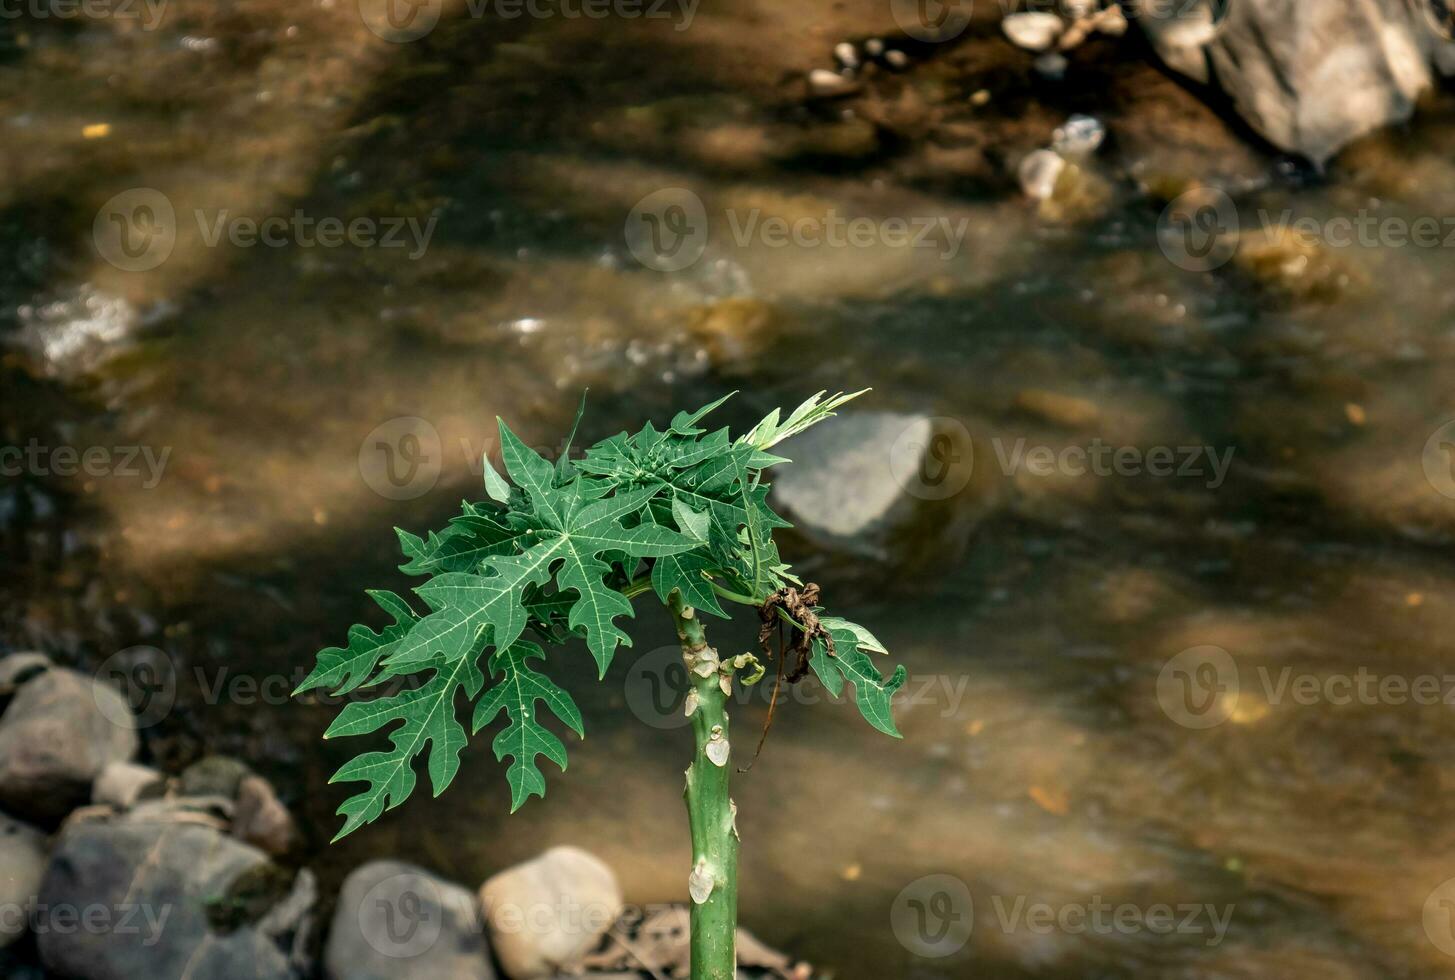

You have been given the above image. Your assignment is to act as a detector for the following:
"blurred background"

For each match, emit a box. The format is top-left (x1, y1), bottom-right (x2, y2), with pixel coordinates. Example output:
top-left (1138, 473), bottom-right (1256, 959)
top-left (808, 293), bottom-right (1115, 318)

top-left (5, 0), bottom-right (1455, 977)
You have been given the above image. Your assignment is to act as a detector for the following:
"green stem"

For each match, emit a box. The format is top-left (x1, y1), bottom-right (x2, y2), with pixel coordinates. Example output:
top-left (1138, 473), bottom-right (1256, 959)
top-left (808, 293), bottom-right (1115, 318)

top-left (667, 590), bottom-right (738, 980)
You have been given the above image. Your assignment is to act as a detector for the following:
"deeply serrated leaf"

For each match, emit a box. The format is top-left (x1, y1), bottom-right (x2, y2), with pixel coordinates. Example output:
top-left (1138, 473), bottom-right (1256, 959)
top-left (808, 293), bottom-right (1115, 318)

top-left (472, 641), bottom-right (584, 811)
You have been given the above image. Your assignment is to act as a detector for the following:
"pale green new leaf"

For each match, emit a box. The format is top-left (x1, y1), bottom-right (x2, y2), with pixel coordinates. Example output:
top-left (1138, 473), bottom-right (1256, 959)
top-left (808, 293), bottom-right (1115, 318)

top-left (809, 619), bottom-right (906, 738)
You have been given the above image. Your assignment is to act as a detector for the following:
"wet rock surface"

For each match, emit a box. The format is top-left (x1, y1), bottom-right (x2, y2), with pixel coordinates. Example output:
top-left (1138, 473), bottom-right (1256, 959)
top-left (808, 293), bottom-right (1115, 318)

top-left (0, 813), bottom-right (47, 948)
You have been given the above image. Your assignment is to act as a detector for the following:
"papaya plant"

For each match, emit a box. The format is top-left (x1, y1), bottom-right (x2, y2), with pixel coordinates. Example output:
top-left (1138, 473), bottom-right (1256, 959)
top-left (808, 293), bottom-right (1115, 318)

top-left (296, 391), bottom-right (906, 979)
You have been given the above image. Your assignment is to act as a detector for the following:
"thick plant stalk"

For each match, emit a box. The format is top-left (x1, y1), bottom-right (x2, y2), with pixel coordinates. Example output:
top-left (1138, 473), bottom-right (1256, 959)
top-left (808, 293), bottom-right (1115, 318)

top-left (668, 590), bottom-right (738, 980)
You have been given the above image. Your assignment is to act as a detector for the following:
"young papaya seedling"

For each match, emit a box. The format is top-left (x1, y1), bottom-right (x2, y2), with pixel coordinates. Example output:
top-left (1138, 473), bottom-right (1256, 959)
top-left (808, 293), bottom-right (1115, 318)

top-left (296, 390), bottom-right (907, 980)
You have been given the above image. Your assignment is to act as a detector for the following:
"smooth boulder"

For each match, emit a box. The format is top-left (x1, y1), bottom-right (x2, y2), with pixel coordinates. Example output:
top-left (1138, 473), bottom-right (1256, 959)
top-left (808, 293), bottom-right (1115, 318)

top-left (35, 809), bottom-right (314, 979)
top-left (325, 860), bottom-right (492, 980)
top-left (0, 668), bottom-right (138, 824)
top-left (479, 846), bottom-right (621, 979)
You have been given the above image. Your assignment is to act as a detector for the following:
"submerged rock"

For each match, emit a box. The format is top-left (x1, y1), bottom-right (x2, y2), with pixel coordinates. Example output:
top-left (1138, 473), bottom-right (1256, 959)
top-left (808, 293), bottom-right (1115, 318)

top-left (480, 846), bottom-right (621, 979)
top-left (325, 860), bottom-right (491, 980)
top-left (0, 668), bottom-right (138, 825)
top-left (769, 411), bottom-right (999, 570)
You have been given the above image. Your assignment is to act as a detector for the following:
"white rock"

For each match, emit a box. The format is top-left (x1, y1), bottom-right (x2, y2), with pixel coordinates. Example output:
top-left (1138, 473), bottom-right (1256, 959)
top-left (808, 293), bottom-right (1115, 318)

top-left (884, 49), bottom-right (909, 70)
top-left (479, 846), bottom-right (622, 979)
top-left (92, 761), bottom-right (162, 810)
top-left (1017, 149), bottom-right (1067, 201)
top-left (1052, 114), bottom-right (1106, 156)
top-left (807, 68), bottom-right (860, 98)
top-left (326, 860), bottom-right (490, 979)
top-left (864, 37), bottom-right (885, 56)
top-left (1002, 12), bottom-right (1064, 51)
top-left (833, 41), bottom-right (859, 70)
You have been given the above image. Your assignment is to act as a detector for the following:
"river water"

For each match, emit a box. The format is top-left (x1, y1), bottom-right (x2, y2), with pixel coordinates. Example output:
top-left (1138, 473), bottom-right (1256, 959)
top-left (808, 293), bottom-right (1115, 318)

top-left (4, 2), bottom-right (1455, 977)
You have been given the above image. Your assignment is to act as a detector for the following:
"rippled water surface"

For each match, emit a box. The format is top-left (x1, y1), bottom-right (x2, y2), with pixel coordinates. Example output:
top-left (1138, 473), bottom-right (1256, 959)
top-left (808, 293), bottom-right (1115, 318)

top-left (5, 2), bottom-right (1455, 977)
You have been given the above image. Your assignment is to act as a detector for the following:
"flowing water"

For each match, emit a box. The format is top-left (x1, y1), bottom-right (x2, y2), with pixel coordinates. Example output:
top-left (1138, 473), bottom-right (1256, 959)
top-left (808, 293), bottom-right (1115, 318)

top-left (5, 2), bottom-right (1455, 977)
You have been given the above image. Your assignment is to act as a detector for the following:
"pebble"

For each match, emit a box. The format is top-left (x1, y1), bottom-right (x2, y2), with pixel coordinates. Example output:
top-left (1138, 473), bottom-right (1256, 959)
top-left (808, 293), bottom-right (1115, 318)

top-left (884, 49), bottom-right (909, 70)
top-left (1002, 11), bottom-right (1064, 51)
top-left (1017, 149), bottom-right (1067, 200)
top-left (807, 68), bottom-right (860, 98)
top-left (833, 41), bottom-right (859, 70)
top-left (1052, 114), bottom-right (1106, 157)
top-left (1034, 51), bottom-right (1069, 80)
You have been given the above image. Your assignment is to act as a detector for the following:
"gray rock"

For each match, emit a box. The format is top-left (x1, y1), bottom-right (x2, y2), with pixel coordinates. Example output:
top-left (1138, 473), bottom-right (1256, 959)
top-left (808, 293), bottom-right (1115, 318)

top-left (0, 812), bottom-right (47, 948)
top-left (325, 860), bottom-right (491, 980)
top-left (35, 812), bottom-right (313, 979)
top-left (0, 653), bottom-right (51, 696)
top-left (480, 846), bottom-right (621, 979)
top-left (770, 411), bottom-right (999, 568)
top-left (1033, 51), bottom-right (1069, 80)
top-left (92, 761), bottom-right (163, 810)
top-left (231, 775), bottom-right (296, 857)
top-left (0, 668), bottom-right (138, 825)
top-left (1052, 114), bottom-right (1106, 157)
top-left (1139, 0), bottom-right (1455, 164)
top-left (179, 755), bottom-right (252, 799)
